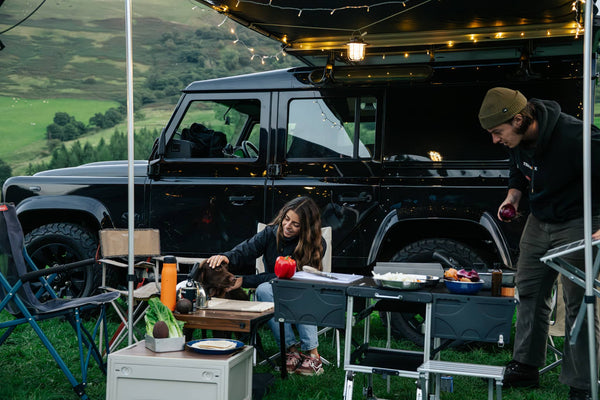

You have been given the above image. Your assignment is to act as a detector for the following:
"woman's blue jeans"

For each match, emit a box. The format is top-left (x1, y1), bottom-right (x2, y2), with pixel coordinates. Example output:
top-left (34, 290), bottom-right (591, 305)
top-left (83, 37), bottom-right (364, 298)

top-left (255, 281), bottom-right (319, 352)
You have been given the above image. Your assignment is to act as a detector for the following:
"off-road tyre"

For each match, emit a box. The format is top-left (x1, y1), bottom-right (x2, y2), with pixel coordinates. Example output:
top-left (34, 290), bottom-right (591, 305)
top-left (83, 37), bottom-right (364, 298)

top-left (24, 223), bottom-right (99, 299)
top-left (386, 238), bottom-right (485, 346)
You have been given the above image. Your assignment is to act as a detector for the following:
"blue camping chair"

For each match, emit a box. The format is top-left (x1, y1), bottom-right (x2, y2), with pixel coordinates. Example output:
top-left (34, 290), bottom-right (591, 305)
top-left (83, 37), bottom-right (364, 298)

top-left (0, 202), bottom-right (119, 399)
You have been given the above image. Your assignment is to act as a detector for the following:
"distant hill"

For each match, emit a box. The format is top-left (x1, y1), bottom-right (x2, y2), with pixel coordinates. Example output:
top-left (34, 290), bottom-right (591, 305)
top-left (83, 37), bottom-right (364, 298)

top-left (0, 0), bottom-right (298, 104)
top-left (0, 0), bottom-right (299, 176)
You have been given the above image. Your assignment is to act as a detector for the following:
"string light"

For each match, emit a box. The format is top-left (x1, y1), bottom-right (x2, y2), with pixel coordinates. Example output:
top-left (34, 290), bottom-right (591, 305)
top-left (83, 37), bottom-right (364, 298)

top-left (194, 0), bottom-right (586, 66)
top-left (229, 0), bottom-right (411, 15)
top-left (225, 24), bottom-right (288, 64)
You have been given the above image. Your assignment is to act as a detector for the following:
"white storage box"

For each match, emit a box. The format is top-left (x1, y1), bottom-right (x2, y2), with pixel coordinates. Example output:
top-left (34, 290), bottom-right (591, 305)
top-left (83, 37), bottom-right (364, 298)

top-left (106, 341), bottom-right (252, 400)
top-left (144, 334), bottom-right (185, 352)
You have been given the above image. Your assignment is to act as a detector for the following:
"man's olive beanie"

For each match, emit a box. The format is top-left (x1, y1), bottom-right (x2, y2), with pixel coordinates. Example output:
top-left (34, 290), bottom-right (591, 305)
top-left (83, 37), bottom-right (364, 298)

top-left (478, 87), bottom-right (527, 130)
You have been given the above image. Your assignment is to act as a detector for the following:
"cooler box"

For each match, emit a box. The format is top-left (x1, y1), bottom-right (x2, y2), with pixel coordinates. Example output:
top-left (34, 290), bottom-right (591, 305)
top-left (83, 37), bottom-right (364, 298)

top-left (431, 293), bottom-right (517, 343)
top-left (106, 341), bottom-right (252, 400)
top-left (272, 279), bottom-right (348, 328)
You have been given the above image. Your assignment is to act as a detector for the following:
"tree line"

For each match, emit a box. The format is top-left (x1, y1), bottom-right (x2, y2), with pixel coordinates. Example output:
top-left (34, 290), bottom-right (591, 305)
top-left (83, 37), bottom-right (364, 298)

top-left (27, 127), bottom-right (158, 175)
top-left (135, 27), bottom-right (297, 107)
top-left (46, 106), bottom-right (127, 142)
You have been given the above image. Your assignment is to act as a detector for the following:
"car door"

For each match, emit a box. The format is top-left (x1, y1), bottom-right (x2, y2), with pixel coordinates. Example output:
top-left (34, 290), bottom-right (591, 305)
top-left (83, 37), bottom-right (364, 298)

top-left (268, 90), bottom-right (382, 274)
top-left (148, 93), bottom-right (270, 266)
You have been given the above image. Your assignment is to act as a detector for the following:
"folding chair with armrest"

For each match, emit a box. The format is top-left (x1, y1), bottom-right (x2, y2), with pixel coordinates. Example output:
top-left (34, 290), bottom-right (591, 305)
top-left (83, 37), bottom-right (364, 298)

top-left (0, 203), bottom-right (119, 400)
top-left (97, 228), bottom-right (162, 352)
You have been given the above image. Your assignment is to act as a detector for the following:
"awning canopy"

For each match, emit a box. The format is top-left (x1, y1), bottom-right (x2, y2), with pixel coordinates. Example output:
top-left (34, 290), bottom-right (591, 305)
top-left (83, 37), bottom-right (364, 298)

top-left (193, 0), bottom-right (585, 65)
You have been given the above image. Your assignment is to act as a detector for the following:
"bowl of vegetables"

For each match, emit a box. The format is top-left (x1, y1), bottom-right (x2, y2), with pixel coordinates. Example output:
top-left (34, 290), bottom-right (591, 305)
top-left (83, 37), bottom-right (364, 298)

top-left (443, 268), bottom-right (484, 294)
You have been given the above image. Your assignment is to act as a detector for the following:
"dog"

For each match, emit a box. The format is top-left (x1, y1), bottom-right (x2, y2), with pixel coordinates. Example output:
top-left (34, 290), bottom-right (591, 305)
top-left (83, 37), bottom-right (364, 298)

top-left (194, 260), bottom-right (249, 301)
top-left (192, 260), bottom-right (250, 340)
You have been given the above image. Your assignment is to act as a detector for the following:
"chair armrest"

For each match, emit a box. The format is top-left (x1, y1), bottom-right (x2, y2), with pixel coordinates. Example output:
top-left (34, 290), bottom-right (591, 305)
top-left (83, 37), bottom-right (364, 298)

top-left (99, 258), bottom-right (156, 269)
top-left (21, 258), bottom-right (96, 283)
top-left (98, 258), bottom-right (128, 268)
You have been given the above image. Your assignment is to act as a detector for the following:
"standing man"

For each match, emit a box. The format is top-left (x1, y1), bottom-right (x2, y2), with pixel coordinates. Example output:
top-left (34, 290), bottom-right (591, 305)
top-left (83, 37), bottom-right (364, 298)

top-left (478, 87), bottom-right (600, 400)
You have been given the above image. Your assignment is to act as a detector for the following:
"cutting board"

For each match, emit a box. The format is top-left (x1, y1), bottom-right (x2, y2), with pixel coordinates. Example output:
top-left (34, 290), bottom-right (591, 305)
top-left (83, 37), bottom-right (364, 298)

top-left (207, 298), bottom-right (274, 312)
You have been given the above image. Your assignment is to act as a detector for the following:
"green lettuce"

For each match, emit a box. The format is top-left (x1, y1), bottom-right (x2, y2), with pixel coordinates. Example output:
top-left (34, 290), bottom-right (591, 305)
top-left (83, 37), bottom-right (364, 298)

top-left (144, 297), bottom-right (185, 338)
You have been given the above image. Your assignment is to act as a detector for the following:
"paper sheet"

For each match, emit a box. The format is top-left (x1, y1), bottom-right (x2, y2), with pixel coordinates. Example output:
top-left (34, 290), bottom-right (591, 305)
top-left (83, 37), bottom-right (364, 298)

top-left (291, 271), bottom-right (363, 284)
top-left (207, 298), bottom-right (274, 312)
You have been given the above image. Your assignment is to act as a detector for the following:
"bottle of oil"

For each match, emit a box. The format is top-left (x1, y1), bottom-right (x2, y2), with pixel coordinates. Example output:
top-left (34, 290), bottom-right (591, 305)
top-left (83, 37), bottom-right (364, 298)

top-left (491, 268), bottom-right (503, 297)
top-left (160, 256), bottom-right (178, 311)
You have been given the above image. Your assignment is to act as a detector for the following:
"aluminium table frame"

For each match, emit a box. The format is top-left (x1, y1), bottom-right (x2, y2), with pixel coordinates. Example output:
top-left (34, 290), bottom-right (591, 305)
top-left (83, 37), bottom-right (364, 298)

top-left (343, 285), bottom-right (434, 400)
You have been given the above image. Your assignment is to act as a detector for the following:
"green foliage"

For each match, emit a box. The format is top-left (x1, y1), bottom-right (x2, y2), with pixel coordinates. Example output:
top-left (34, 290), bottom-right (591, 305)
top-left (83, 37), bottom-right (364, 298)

top-left (88, 105), bottom-right (126, 129)
top-left (46, 112), bottom-right (88, 141)
top-left (138, 25), bottom-right (296, 103)
top-left (53, 112), bottom-right (74, 126)
top-left (27, 127), bottom-right (158, 174)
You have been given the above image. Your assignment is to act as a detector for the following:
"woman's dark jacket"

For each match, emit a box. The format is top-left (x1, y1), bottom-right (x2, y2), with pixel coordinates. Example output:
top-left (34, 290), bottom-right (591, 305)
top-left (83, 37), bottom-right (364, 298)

top-left (223, 224), bottom-right (326, 288)
top-left (508, 98), bottom-right (600, 223)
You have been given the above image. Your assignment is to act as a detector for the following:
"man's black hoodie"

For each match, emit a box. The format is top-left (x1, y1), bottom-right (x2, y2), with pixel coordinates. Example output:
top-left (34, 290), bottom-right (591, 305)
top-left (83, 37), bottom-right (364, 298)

top-left (508, 99), bottom-right (600, 223)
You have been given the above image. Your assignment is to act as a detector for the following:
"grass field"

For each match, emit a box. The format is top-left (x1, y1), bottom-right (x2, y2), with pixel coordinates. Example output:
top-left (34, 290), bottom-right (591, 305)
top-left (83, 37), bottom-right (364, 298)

top-left (0, 96), bottom-right (176, 175)
top-left (0, 305), bottom-right (570, 400)
top-left (0, 97), bottom-right (120, 170)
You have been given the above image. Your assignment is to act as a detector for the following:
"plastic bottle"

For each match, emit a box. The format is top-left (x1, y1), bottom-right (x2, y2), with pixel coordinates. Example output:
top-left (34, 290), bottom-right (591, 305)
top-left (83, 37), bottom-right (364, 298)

top-left (160, 255), bottom-right (178, 311)
top-left (491, 269), bottom-right (503, 297)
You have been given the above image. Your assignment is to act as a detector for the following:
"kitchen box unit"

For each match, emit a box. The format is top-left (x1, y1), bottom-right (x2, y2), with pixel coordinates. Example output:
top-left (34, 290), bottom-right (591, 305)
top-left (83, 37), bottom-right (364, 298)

top-left (106, 341), bottom-right (252, 400)
top-left (272, 274), bottom-right (517, 399)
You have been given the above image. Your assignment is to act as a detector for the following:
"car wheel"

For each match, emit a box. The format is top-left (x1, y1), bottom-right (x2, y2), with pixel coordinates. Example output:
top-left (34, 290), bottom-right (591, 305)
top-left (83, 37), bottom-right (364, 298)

top-left (385, 238), bottom-right (485, 347)
top-left (24, 223), bottom-right (99, 299)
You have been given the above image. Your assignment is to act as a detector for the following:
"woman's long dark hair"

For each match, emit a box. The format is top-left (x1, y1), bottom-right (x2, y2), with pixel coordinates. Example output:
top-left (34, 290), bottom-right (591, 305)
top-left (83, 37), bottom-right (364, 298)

top-left (270, 196), bottom-right (324, 270)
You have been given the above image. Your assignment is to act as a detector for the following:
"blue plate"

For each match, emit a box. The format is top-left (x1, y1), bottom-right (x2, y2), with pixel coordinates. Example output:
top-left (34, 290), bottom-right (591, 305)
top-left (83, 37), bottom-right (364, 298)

top-left (186, 339), bottom-right (245, 355)
top-left (444, 278), bottom-right (484, 294)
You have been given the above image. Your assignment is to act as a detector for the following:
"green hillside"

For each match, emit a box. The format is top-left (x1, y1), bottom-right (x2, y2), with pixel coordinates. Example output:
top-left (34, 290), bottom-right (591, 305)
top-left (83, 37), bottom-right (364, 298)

top-left (0, 0), bottom-right (294, 101)
top-left (0, 0), bottom-right (298, 175)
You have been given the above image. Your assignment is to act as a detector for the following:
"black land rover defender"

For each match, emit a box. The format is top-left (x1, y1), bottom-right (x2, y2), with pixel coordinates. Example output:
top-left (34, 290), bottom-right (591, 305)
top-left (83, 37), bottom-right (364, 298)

top-left (3, 0), bottom-right (596, 344)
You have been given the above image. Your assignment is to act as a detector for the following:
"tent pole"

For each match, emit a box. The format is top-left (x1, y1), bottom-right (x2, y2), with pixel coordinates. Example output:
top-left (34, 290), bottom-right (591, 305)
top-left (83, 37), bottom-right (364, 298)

top-left (582, 0), bottom-right (597, 398)
top-left (124, 0), bottom-right (135, 347)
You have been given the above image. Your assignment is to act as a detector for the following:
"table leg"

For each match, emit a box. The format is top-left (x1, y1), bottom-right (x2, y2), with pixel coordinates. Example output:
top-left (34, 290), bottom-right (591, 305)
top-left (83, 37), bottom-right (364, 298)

top-left (279, 321), bottom-right (287, 379)
top-left (253, 329), bottom-right (277, 369)
top-left (183, 327), bottom-right (194, 342)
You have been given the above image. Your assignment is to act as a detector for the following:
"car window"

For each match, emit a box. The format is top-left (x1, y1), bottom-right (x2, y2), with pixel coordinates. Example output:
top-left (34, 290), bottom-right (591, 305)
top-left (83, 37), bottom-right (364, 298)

top-left (286, 97), bottom-right (375, 159)
top-left (168, 99), bottom-right (261, 159)
top-left (383, 86), bottom-right (508, 162)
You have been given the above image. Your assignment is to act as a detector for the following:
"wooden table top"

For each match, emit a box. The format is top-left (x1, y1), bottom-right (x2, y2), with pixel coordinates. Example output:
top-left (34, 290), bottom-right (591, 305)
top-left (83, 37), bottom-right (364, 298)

top-left (174, 308), bottom-right (274, 333)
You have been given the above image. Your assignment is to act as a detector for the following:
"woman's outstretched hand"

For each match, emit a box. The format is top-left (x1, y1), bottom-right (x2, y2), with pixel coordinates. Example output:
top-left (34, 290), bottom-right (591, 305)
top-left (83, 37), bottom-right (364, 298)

top-left (207, 254), bottom-right (230, 268)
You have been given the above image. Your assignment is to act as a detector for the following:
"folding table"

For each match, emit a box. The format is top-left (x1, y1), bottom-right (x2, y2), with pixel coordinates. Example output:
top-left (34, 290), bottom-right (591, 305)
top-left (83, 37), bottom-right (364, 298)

top-left (174, 298), bottom-right (274, 365)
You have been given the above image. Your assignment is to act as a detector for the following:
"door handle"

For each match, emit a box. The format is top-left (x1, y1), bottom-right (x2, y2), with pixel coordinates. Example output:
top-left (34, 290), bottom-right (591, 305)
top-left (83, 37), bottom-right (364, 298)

top-left (338, 192), bottom-right (372, 203)
top-left (228, 195), bottom-right (255, 206)
top-left (374, 292), bottom-right (403, 300)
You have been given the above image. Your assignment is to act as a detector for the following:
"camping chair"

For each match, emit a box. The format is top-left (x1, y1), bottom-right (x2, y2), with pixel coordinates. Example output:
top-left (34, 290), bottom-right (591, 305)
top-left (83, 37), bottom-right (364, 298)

top-left (97, 228), bottom-right (162, 353)
top-left (256, 223), bottom-right (340, 366)
top-left (0, 203), bottom-right (119, 400)
top-left (255, 223), bottom-right (332, 274)
top-left (541, 277), bottom-right (565, 374)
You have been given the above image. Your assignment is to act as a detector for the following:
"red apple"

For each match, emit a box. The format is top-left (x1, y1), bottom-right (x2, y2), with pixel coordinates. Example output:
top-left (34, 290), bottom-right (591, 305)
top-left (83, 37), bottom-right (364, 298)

top-left (499, 204), bottom-right (517, 221)
top-left (274, 256), bottom-right (296, 279)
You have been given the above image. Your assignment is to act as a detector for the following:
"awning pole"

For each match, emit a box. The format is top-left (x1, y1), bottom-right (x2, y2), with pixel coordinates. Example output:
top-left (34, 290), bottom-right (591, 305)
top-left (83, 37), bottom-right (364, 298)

top-left (124, 0), bottom-right (135, 346)
top-left (582, 0), bottom-right (597, 398)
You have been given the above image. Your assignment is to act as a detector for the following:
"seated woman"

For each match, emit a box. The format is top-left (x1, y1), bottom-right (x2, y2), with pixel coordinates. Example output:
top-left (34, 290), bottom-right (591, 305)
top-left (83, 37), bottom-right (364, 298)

top-left (207, 196), bottom-right (326, 376)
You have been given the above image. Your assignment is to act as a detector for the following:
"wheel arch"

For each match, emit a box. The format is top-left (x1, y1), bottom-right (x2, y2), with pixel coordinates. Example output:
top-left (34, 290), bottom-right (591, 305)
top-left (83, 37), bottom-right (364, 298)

top-left (15, 195), bottom-right (115, 237)
top-left (368, 210), bottom-right (514, 268)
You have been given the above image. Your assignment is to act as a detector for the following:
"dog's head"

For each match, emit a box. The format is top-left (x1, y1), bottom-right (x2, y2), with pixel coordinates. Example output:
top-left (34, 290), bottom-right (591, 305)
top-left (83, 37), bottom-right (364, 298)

top-left (194, 260), bottom-right (237, 298)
